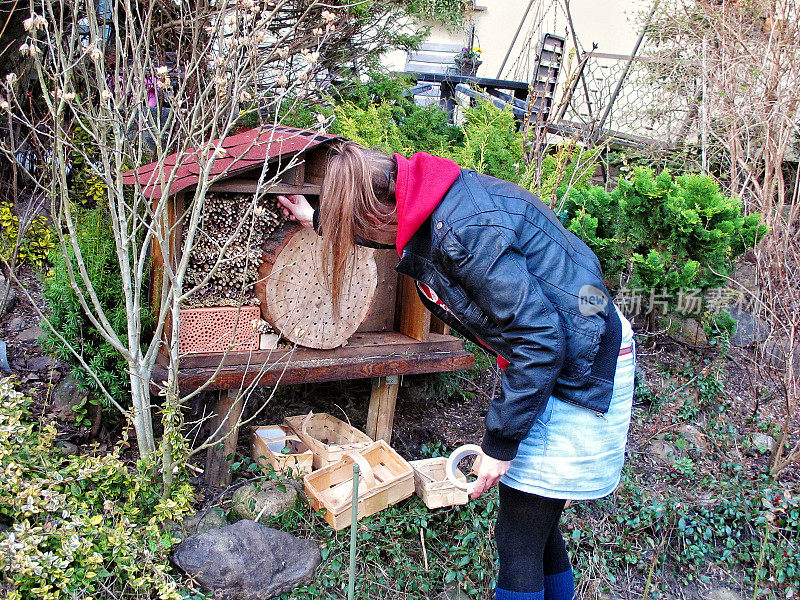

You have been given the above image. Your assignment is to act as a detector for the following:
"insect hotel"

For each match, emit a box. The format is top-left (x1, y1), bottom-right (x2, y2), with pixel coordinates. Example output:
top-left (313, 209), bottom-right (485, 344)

top-left (125, 126), bottom-right (473, 486)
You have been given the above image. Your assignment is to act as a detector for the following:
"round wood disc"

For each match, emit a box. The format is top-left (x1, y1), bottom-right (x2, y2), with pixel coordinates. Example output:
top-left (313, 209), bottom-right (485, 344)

top-left (260, 228), bottom-right (377, 349)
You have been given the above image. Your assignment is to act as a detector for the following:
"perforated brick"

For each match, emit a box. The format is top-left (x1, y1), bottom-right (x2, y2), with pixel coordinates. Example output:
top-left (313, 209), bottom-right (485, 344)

top-left (178, 306), bottom-right (261, 355)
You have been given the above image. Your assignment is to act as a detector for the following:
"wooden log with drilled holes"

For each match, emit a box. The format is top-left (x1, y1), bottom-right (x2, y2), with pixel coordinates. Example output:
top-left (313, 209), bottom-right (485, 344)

top-left (257, 227), bottom-right (377, 349)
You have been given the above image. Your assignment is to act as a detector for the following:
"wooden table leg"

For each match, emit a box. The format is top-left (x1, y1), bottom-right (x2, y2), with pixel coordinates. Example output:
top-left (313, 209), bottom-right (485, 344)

top-left (204, 388), bottom-right (244, 487)
top-left (366, 375), bottom-right (399, 443)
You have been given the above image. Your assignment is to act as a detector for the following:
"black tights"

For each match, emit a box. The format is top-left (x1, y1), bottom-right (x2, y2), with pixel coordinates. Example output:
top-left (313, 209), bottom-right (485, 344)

top-left (495, 482), bottom-right (571, 593)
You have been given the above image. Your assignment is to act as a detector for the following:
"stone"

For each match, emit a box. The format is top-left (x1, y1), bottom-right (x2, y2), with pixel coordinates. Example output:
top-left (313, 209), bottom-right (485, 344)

top-left (230, 482), bottom-right (298, 521)
top-left (181, 509), bottom-right (229, 535)
top-left (17, 324), bottom-right (44, 342)
top-left (706, 587), bottom-right (743, 600)
top-left (750, 433), bottom-right (777, 454)
top-left (172, 519), bottom-right (320, 599)
top-left (678, 318), bottom-right (707, 346)
top-left (0, 276), bottom-right (16, 317)
top-left (0, 340), bottom-right (10, 373)
top-left (437, 586), bottom-right (471, 600)
top-left (648, 436), bottom-right (678, 466)
top-left (54, 440), bottom-right (79, 456)
top-left (7, 316), bottom-right (23, 332)
top-left (26, 356), bottom-right (54, 372)
top-left (677, 424), bottom-right (708, 453)
top-left (51, 376), bottom-right (87, 420)
top-left (727, 306), bottom-right (768, 347)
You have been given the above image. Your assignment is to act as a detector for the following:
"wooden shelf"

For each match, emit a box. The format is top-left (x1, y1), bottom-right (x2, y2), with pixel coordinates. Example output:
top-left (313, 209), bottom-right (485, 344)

top-left (152, 331), bottom-right (474, 393)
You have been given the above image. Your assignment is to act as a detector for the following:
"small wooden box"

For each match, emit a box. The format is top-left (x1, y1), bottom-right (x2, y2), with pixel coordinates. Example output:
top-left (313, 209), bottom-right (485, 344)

top-left (303, 440), bottom-right (415, 530)
top-left (285, 412), bottom-right (373, 469)
top-left (252, 425), bottom-right (313, 477)
top-left (410, 457), bottom-right (469, 509)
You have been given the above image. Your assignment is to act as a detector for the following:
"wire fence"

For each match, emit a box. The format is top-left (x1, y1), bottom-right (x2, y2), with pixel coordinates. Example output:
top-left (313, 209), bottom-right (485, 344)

top-left (557, 50), bottom-right (701, 150)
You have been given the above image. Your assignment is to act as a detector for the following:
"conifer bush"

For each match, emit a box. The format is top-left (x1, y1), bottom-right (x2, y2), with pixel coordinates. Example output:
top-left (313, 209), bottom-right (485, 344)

top-left (561, 167), bottom-right (767, 308)
top-left (40, 205), bottom-right (150, 410)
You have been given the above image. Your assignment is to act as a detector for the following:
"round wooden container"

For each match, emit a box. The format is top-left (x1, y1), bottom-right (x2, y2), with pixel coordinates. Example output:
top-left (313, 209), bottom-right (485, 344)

top-left (256, 225), bottom-right (377, 349)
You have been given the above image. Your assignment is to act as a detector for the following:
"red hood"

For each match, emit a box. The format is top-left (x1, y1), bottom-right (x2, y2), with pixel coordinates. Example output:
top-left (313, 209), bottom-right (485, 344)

top-left (393, 152), bottom-right (461, 256)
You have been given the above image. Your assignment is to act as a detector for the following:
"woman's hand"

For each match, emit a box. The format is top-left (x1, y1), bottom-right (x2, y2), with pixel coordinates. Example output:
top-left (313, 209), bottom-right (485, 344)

top-left (276, 194), bottom-right (314, 228)
top-left (470, 454), bottom-right (511, 500)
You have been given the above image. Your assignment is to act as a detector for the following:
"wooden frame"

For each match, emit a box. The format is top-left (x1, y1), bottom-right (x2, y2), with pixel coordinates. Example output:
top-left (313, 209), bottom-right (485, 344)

top-left (143, 141), bottom-right (474, 487)
top-left (284, 412), bottom-right (373, 469)
top-left (410, 457), bottom-right (469, 509)
top-left (251, 425), bottom-right (314, 477)
top-left (303, 440), bottom-right (415, 530)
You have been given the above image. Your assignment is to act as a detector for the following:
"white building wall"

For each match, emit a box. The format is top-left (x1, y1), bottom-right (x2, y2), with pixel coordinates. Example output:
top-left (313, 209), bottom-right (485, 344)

top-left (383, 0), bottom-right (649, 81)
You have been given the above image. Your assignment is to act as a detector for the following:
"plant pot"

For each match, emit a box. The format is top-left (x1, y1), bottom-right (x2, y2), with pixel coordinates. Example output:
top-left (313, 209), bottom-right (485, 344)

top-left (454, 57), bottom-right (482, 77)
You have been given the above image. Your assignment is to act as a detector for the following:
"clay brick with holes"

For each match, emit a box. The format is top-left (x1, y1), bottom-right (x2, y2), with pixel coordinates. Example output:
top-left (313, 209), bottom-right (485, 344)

top-left (178, 306), bottom-right (261, 354)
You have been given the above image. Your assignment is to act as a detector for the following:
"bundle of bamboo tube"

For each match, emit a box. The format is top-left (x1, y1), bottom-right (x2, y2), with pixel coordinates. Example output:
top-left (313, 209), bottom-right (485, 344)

top-left (183, 192), bottom-right (287, 308)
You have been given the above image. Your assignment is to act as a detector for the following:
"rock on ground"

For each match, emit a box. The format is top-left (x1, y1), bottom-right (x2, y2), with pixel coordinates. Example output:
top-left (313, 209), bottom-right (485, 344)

top-left (172, 519), bottom-right (320, 600)
top-left (51, 376), bottom-right (87, 420)
top-left (677, 424), bottom-right (708, 454)
top-left (727, 306), bottom-right (768, 347)
top-left (749, 433), bottom-right (777, 454)
top-left (230, 482), bottom-right (298, 521)
top-left (678, 318), bottom-right (708, 346)
top-left (648, 435), bottom-right (678, 467)
top-left (0, 276), bottom-right (16, 317)
top-left (17, 324), bottom-right (44, 342)
top-left (706, 587), bottom-right (743, 600)
top-left (181, 509), bottom-right (229, 535)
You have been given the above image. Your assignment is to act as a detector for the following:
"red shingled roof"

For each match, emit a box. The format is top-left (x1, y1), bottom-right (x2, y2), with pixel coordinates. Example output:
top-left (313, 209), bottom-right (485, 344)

top-left (122, 125), bottom-right (339, 199)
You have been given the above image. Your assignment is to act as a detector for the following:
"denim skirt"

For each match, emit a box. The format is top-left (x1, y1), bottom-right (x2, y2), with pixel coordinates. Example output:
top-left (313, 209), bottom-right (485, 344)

top-left (500, 307), bottom-right (635, 500)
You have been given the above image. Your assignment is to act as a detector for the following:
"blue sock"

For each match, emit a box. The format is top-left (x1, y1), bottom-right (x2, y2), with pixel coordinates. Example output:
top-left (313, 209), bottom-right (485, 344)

top-left (495, 587), bottom-right (544, 600)
top-left (543, 568), bottom-right (575, 600)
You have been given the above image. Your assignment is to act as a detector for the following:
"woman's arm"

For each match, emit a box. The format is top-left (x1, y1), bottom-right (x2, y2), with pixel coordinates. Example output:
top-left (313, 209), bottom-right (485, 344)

top-left (276, 194), bottom-right (314, 228)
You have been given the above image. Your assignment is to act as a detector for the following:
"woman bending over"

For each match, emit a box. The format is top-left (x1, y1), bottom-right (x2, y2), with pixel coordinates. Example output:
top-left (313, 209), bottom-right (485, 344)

top-left (278, 141), bottom-right (635, 600)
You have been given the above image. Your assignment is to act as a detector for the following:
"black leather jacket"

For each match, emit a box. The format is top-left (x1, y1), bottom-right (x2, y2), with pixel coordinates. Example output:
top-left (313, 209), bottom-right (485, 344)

top-left (395, 170), bottom-right (622, 461)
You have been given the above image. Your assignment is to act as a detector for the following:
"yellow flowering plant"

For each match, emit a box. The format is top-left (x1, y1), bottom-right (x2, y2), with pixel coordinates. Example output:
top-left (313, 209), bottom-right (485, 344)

top-left (0, 203), bottom-right (56, 269)
top-left (0, 378), bottom-right (195, 599)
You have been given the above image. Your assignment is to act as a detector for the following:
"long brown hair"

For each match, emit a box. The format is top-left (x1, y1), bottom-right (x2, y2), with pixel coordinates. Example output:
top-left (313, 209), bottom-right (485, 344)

top-left (318, 141), bottom-right (397, 307)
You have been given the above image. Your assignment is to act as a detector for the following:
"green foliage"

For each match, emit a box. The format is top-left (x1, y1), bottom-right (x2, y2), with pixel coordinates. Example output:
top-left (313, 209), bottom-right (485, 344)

top-left (0, 378), bottom-right (194, 599)
top-left (565, 469), bottom-right (799, 597)
top-left (527, 144), bottom-right (601, 205)
top-left (68, 129), bottom-right (108, 208)
top-left (396, 103), bottom-right (465, 154)
top-left (561, 185), bottom-right (626, 278)
top-left (560, 167), bottom-right (767, 310)
top-left (332, 101), bottom-right (409, 154)
top-left (443, 102), bottom-right (524, 182)
top-left (401, 0), bottom-right (467, 29)
top-left (335, 72), bottom-right (418, 111)
top-left (704, 309), bottom-right (737, 351)
top-left (273, 488), bottom-right (499, 599)
top-left (0, 203), bottom-right (55, 269)
top-left (40, 205), bottom-right (149, 410)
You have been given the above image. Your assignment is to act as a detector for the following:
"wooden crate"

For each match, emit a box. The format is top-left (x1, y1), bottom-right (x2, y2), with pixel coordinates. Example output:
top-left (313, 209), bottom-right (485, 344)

top-left (303, 440), bottom-right (414, 530)
top-left (410, 457), bottom-right (469, 509)
top-left (251, 425), bottom-right (314, 477)
top-left (285, 412), bottom-right (373, 469)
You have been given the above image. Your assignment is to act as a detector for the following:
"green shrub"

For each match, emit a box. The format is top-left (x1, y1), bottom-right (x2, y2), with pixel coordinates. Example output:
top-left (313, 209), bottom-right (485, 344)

top-left (0, 202), bottom-right (55, 269)
top-left (561, 185), bottom-right (625, 279)
top-left (560, 168), bottom-right (767, 313)
top-left (40, 205), bottom-right (149, 411)
top-left (618, 168), bottom-right (766, 290)
top-left (67, 129), bottom-right (109, 207)
top-left (0, 378), bottom-right (193, 599)
top-left (444, 101), bottom-right (524, 182)
top-left (331, 101), bottom-right (409, 154)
